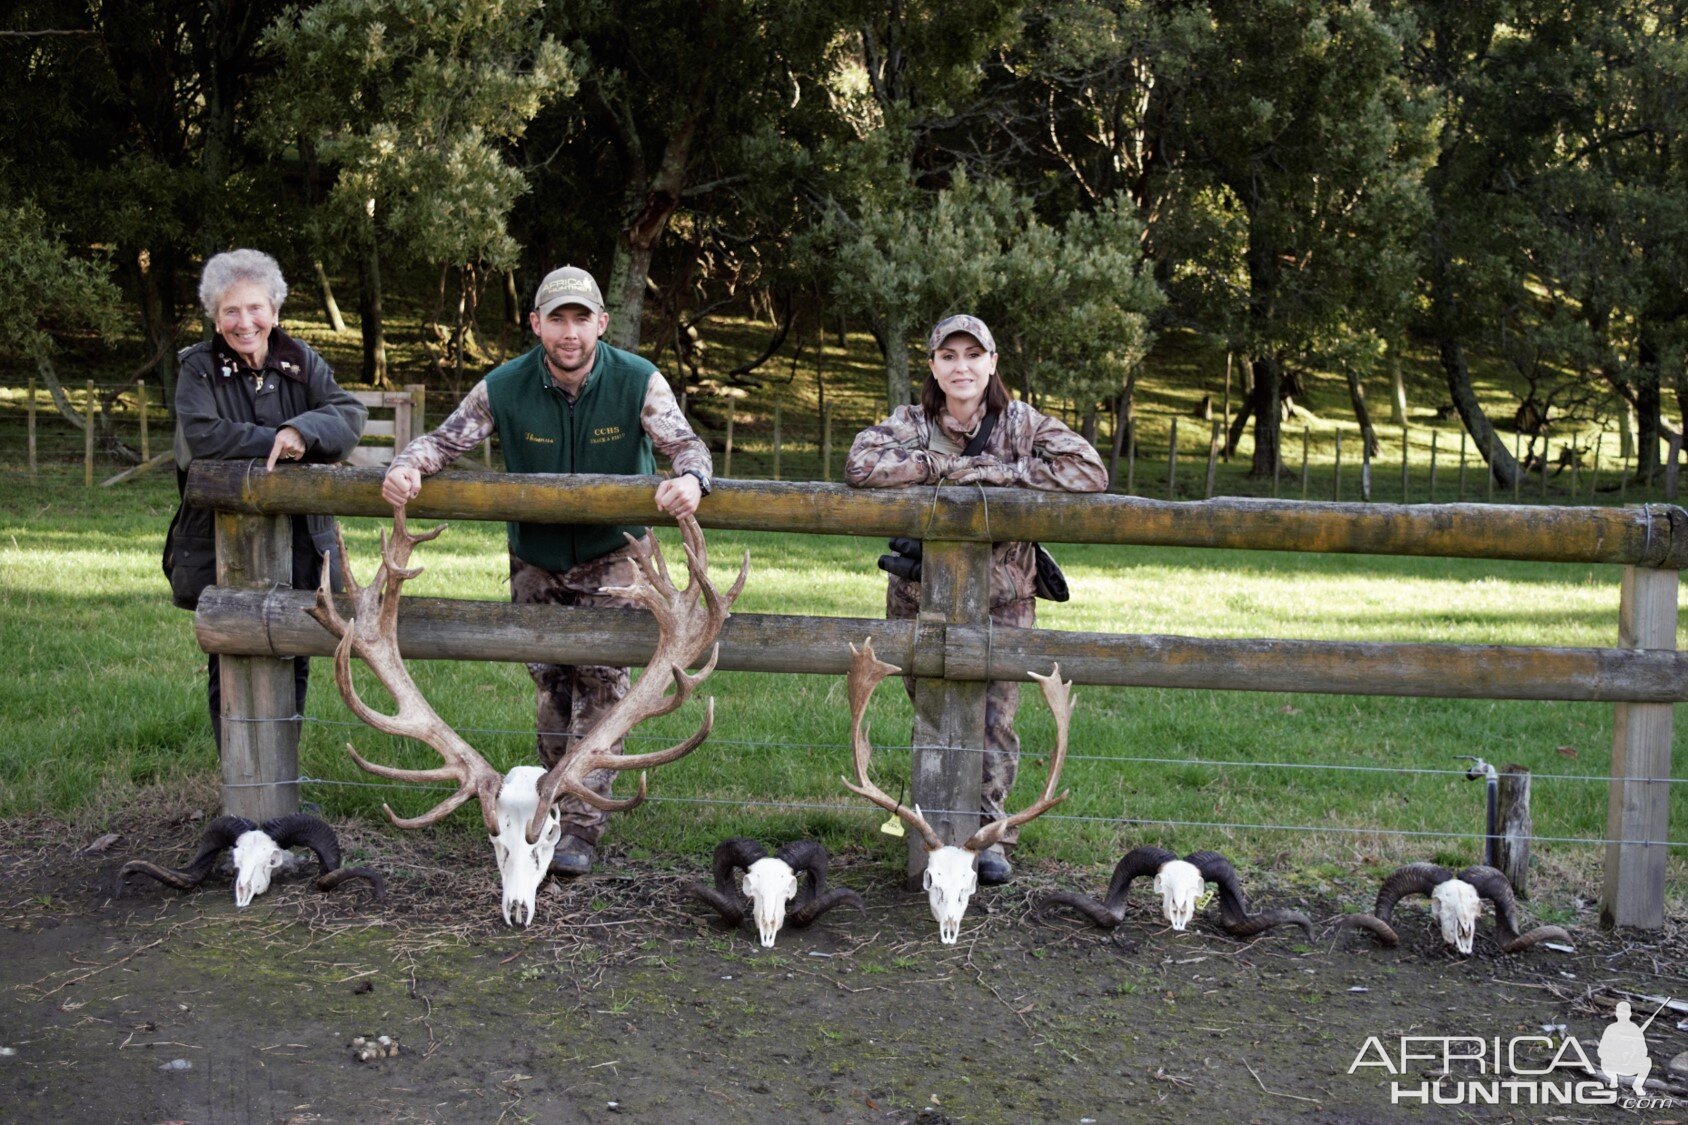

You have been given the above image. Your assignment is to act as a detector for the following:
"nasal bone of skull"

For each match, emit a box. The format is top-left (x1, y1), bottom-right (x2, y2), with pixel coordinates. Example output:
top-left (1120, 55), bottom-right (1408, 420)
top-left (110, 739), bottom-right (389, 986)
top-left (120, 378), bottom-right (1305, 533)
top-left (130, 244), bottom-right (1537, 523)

top-left (1431, 881), bottom-right (1479, 952)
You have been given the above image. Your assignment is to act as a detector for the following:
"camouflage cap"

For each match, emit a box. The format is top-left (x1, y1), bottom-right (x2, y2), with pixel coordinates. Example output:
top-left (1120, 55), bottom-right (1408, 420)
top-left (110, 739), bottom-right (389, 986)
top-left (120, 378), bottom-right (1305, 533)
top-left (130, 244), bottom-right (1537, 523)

top-left (927, 313), bottom-right (996, 354)
top-left (533, 266), bottom-right (605, 316)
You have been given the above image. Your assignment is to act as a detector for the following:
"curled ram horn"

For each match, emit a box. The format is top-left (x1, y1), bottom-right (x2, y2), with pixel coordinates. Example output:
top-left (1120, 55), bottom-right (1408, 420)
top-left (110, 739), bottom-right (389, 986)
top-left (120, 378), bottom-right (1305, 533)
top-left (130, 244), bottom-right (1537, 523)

top-left (1336, 862), bottom-right (1455, 948)
top-left (119, 816), bottom-right (256, 894)
top-left (1185, 850), bottom-right (1313, 939)
top-left (118, 814), bottom-right (383, 906)
top-left (775, 840), bottom-right (864, 927)
top-left (1039, 845), bottom-right (1179, 929)
top-left (1455, 866), bottom-right (1572, 954)
top-left (263, 814), bottom-right (386, 901)
top-left (684, 837), bottom-right (769, 927)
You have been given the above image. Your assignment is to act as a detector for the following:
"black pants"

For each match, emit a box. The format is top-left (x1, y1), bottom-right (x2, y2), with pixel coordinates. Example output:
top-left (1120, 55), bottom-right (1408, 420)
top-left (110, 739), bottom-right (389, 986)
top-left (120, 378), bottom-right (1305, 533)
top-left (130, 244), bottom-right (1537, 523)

top-left (205, 522), bottom-right (324, 752)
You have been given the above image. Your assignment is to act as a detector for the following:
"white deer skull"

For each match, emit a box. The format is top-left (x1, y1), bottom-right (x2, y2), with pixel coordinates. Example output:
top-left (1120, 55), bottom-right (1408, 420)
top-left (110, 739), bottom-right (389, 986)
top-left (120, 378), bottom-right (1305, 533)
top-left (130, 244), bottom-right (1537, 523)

top-left (311, 512), bottom-right (748, 926)
top-left (231, 829), bottom-right (288, 907)
top-left (1153, 859), bottom-right (1204, 931)
top-left (490, 766), bottom-right (564, 928)
top-left (1430, 877), bottom-right (1482, 954)
top-left (740, 857), bottom-right (799, 947)
top-left (842, 640), bottom-right (1073, 946)
top-left (922, 843), bottom-right (980, 944)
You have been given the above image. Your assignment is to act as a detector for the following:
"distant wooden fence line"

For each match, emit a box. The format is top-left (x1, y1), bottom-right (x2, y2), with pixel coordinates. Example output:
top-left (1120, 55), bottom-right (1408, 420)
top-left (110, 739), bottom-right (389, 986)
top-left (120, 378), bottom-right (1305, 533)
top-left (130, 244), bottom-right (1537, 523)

top-left (186, 462), bottom-right (1682, 927)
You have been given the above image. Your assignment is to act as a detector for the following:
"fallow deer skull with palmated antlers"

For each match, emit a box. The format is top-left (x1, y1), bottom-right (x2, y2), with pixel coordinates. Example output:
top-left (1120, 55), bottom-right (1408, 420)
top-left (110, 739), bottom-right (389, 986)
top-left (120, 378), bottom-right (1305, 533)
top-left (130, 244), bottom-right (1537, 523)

top-left (842, 638), bottom-right (1072, 944)
top-left (308, 509), bottom-right (748, 927)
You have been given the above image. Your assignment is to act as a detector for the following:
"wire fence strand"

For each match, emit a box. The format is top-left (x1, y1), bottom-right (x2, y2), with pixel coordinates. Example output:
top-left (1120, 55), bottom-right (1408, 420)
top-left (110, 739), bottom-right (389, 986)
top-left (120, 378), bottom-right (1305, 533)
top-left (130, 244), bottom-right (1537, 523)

top-left (239, 713), bottom-right (1688, 786)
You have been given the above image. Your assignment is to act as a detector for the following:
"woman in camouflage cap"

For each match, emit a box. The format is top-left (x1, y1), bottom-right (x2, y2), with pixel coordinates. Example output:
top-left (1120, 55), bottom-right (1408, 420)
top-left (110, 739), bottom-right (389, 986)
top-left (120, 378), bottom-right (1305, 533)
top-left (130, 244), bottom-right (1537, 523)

top-left (844, 314), bottom-right (1106, 884)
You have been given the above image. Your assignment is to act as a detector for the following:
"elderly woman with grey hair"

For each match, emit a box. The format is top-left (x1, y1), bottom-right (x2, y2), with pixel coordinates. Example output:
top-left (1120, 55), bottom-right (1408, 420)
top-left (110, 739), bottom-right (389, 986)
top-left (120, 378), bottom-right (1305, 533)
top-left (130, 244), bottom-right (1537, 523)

top-left (164, 249), bottom-right (366, 751)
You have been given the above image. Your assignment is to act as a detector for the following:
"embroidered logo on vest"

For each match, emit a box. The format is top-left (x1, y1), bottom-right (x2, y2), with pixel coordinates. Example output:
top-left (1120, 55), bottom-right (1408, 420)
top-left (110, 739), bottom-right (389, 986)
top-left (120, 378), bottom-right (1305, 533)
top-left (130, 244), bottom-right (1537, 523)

top-left (590, 425), bottom-right (624, 445)
top-left (524, 431), bottom-right (556, 444)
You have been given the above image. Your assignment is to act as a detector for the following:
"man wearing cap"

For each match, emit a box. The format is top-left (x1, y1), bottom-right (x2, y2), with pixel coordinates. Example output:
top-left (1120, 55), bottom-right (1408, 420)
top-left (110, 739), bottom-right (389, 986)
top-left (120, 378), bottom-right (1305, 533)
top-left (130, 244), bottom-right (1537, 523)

top-left (383, 266), bottom-right (712, 876)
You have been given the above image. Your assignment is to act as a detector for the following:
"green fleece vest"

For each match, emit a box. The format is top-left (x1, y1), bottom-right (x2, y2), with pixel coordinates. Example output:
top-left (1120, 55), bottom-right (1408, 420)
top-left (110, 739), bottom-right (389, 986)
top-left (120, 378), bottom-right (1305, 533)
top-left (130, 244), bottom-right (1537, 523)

top-left (485, 343), bottom-right (656, 571)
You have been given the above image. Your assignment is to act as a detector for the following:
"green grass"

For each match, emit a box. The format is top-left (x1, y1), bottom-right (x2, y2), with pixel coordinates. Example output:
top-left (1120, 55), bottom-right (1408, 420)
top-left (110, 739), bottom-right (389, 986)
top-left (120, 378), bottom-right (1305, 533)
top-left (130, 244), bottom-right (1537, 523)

top-left (1, 466), bottom-right (1682, 903)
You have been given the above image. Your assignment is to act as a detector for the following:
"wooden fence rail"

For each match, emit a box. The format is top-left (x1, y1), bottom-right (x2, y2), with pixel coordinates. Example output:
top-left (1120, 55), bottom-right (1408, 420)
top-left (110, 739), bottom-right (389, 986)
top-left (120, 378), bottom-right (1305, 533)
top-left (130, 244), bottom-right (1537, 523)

top-left (184, 462), bottom-right (1683, 926)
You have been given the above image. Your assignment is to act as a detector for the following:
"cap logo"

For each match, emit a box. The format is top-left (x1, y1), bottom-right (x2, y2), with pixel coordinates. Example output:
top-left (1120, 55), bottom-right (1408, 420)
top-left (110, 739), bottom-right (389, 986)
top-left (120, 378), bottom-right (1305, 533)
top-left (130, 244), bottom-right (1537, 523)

top-left (539, 277), bottom-right (594, 297)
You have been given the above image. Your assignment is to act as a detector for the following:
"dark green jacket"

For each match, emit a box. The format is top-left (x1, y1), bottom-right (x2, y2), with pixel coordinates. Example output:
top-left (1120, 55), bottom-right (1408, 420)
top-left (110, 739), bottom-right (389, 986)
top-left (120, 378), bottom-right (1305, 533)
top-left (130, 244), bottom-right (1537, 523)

top-left (486, 343), bottom-right (656, 571)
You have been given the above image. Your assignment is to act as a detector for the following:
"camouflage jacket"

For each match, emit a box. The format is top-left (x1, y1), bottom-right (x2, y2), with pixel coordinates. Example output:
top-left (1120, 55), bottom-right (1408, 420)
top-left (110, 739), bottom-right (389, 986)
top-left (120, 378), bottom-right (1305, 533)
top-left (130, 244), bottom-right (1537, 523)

top-left (390, 368), bottom-right (710, 483)
top-left (845, 400), bottom-right (1107, 606)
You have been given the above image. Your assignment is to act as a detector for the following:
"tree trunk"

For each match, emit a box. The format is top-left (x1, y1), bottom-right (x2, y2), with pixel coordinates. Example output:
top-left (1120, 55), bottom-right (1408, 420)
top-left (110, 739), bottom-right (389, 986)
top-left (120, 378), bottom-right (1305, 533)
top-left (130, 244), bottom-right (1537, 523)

top-left (1440, 335), bottom-right (1519, 487)
top-left (873, 315), bottom-right (913, 409)
top-left (1635, 329), bottom-right (1662, 481)
top-left (1346, 367), bottom-right (1380, 457)
top-left (1225, 355), bottom-right (1253, 456)
top-left (133, 245), bottom-right (180, 404)
top-left (1388, 353), bottom-right (1407, 426)
top-left (1247, 351), bottom-right (1282, 478)
top-left (604, 101), bottom-right (704, 352)
top-left (314, 259), bottom-right (347, 332)
top-left (357, 239), bottom-right (388, 387)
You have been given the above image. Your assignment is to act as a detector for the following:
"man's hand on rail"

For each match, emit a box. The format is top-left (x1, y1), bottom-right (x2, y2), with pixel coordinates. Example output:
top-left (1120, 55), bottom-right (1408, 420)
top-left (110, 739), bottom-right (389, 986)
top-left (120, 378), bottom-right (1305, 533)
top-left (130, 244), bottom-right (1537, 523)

top-left (383, 465), bottom-right (423, 506)
top-left (654, 474), bottom-right (702, 519)
top-left (264, 426), bottom-right (306, 471)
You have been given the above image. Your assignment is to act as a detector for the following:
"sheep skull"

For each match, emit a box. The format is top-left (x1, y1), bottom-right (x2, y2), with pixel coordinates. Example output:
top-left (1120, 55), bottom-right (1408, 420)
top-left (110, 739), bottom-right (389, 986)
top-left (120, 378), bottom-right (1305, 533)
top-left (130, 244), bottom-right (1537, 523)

top-left (1430, 878), bottom-right (1481, 954)
top-left (231, 829), bottom-right (288, 907)
top-left (740, 858), bottom-right (799, 947)
top-left (923, 845), bottom-right (979, 945)
top-left (1153, 859), bottom-right (1204, 930)
top-left (490, 766), bottom-right (564, 928)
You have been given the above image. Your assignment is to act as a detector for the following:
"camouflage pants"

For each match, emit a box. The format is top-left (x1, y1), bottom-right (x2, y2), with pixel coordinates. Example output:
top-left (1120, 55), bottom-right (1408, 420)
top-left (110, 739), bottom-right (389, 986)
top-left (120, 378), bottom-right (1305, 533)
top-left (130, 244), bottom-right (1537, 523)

top-left (887, 581), bottom-right (1038, 847)
top-left (510, 539), bottom-right (647, 844)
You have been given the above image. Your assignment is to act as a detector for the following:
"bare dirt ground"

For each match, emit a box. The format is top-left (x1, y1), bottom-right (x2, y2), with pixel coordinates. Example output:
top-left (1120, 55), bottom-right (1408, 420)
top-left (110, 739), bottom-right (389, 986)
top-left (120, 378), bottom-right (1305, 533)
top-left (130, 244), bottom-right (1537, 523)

top-left (4, 796), bottom-right (1687, 1125)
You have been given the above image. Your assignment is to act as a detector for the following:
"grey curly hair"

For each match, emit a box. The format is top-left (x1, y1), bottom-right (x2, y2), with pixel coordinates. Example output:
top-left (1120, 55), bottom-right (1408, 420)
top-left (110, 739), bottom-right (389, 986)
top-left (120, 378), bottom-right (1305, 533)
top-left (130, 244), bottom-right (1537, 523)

top-left (199, 249), bottom-right (288, 320)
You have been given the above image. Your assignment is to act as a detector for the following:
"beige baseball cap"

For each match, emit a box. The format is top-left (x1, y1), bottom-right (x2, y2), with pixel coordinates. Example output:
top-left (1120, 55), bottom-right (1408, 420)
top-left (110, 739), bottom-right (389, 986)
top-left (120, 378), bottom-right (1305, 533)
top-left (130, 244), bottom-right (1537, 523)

top-left (533, 266), bottom-right (605, 316)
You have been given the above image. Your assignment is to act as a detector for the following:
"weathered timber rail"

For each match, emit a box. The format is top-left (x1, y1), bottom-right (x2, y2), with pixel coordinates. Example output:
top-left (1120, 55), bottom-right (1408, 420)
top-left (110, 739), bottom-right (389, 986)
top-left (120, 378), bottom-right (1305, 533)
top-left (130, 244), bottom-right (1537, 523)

top-left (186, 461), bottom-right (1683, 927)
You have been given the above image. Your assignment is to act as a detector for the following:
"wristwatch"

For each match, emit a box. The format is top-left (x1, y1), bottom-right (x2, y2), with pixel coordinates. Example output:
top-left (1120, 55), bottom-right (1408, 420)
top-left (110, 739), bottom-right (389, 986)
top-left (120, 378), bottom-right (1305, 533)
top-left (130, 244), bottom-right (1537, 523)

top-left (682, 468), bottom-right (712, 496)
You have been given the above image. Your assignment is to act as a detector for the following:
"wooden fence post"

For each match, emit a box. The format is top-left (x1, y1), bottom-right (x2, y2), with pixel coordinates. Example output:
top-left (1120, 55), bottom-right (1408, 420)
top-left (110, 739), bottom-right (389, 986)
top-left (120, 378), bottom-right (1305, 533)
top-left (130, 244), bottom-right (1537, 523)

top-left (214, 511), bottom-right (301, 822)
top-left (1601, 565), bottom-right (1678, 929)
top-left (1399, 425), bottom-right (1409, 503)
top-left (822, 403), bottom-right (833, 484)
top-left (1496, 765), bottom-right (1531, 899)
top-left (1205, 419), bottom-right (1220, 499)
top-left (1125, 419), bottom-right (1136, 495)
top-left (27, 374), bottom-right (37, 479)
top-left (1300, 427), bottom-right (1310, 500)
top-left (1166, 418), bottom-right (1178, 500)
top-left (1428, 431), bottom-right (1439, 502)
top-left (773, 404), bottom-right (782, 482)
top-left (84, 379), bottom-right (95, 487)
top-left (1361, 431), bottom-right (1373, 502)
top-left (1458, 431), bottom-right (1467, 501)
top-left (907, 537), bottom-right (991, 886)
top-left (724, 407), bottom-right (735, 478)
top-left (1332, 431), bottom-right (1343, 501)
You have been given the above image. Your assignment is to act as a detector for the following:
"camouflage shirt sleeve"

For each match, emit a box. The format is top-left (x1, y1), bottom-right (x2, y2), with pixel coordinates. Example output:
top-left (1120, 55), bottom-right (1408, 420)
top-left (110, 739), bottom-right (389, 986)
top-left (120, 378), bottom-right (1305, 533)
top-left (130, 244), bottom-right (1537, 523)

top-left (1003, 404), bottom-right (1109, 492)
top-left (844, 405), bottom-right (958, 487)
top-left (388, 380), bottom-right (495, 475)
top-left (641, 371), bottom-right (712, 481)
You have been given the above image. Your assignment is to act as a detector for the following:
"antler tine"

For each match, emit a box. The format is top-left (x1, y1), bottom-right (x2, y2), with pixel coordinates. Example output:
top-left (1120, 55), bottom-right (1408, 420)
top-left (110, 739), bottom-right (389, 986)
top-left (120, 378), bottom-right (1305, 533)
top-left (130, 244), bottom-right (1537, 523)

top-left (839, 638), bottom-right (944, 852)
top-left (966, 663), bottom-right (1073, 853)
top-left (306, 511), bottom-right (503, 836)
top-left (526, 516), bottom-right (744, 843)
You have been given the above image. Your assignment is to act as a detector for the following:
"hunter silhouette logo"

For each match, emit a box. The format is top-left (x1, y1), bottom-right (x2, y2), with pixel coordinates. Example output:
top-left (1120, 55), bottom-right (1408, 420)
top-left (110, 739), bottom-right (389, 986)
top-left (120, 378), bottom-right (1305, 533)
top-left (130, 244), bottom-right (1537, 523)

top-left (1598, 1000), bottom-right (1663, 1093)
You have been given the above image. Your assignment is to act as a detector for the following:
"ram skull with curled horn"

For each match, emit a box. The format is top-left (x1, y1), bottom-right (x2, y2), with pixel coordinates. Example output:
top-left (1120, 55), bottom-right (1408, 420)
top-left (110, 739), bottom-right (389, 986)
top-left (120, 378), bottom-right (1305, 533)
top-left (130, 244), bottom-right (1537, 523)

top-left (309, 509), bottom-right (748, 927)
top-left (1338, 862), bottom-right (1572, 955)
top-left (843, 637), bottom-right (1072, 944)
top-left (685, 837), bottom-right (864, 947)
top-left (119, 813), bottom-right (384, 906)
top-left (1040, 846), bottom-right (1311, 939)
